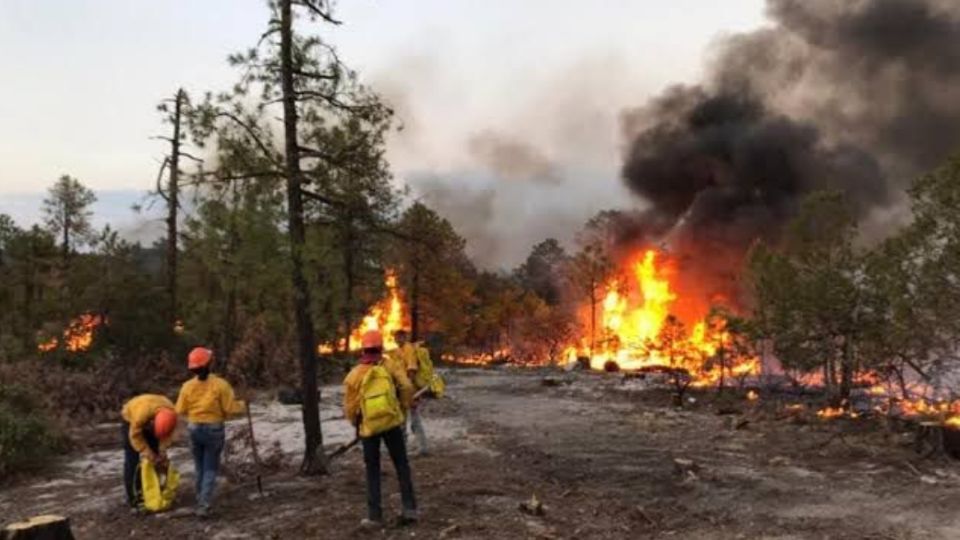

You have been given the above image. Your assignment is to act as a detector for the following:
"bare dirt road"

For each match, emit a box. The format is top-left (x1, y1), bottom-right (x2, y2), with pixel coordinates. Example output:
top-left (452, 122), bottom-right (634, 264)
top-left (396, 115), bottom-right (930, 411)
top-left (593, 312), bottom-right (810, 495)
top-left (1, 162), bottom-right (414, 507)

top-left (3, 367), bottom-right (960, 539)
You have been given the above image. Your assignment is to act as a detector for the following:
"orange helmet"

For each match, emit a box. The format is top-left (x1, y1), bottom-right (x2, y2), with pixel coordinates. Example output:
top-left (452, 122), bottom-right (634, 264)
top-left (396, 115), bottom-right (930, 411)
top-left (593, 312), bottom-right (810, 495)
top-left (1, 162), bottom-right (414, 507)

top-left (188, 347), bottom-right (213, 370)
top-left (361, 330), bottom-right (383, 350)
top-left (153, 408), bottom-right (177, 440)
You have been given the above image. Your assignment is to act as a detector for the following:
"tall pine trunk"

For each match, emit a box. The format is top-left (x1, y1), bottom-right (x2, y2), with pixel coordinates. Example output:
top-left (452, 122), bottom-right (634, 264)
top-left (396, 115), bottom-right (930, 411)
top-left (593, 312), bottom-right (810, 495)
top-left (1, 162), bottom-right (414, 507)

top-left (342, 218), bottom-right (355, 351)
top-left (840, 335), bottom-right (853, 402)
top-left (411, 262), bottom-right (421, 342)
top-left (589, 274), bottom-right (596, 357)
top-left (166, 89), bottom-right (184, 330)
top-left (280, 0), bottom-right (326, 475)
top-left (222, 181), bottom-right (240, 369)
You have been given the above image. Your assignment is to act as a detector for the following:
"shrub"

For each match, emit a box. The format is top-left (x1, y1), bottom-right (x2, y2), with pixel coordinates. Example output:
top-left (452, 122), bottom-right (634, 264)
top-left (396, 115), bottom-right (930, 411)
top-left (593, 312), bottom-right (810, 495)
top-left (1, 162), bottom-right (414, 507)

top-left (0, 385), bottom-right (66, 478)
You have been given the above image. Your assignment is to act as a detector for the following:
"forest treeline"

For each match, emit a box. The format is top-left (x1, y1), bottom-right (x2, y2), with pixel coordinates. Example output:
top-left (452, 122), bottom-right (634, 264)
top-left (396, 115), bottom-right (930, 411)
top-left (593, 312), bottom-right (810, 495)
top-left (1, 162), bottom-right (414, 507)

top-left (2, 0), bottom-right (960, 475)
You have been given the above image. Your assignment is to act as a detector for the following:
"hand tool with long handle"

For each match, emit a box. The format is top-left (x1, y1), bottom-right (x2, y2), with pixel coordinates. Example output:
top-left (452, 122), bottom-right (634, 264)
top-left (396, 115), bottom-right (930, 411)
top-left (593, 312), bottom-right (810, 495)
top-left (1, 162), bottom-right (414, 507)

top-left (327, 384), bottom-right (436, 461)
top-left (244, 402), bottom-right (264, 495)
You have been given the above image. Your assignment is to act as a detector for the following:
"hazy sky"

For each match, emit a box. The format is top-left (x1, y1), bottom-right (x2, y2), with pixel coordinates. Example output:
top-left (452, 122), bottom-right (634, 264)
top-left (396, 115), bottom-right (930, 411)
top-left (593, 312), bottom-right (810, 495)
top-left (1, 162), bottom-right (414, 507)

top-left (0, 0), bottom-right (767, 265)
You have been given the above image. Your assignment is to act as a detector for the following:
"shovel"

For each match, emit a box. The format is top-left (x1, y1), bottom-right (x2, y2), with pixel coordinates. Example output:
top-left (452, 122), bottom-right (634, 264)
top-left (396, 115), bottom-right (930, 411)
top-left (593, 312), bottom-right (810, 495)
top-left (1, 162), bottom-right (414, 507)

top-left (245, 401), bottom-right (264, 496)
top-left (326, 434), bottom-right (360, 461)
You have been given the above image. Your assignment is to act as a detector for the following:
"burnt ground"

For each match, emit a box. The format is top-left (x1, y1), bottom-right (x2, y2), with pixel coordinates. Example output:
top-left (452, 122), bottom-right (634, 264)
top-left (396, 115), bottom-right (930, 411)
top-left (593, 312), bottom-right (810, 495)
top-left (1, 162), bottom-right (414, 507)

top-left (3, 367), bottom-right (960, 539)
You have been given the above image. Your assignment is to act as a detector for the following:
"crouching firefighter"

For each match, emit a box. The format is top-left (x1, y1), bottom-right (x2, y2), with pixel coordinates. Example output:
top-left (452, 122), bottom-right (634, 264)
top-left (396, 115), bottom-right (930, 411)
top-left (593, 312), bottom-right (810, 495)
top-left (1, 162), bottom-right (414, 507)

top-left (343, 329), bottom-right (419, 529)
top-left (175, 346), bottom-right (246, 517)
top-left (121, 394), bottom-right (178, 510)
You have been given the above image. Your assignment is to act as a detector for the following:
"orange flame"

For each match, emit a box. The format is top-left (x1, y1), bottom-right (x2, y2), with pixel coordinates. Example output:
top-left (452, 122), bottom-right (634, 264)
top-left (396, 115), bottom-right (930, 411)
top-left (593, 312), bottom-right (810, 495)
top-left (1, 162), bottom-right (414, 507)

top-left (564, 249), bottom-right (760, 386)
top-left (817, 406), bottom-right (844, 419)
top-left (319, 269), bottom-right (406, 354)
top-left (37, 313), bottom-right (105, 354)
top-left (444, 349), bottom-right (511, 366)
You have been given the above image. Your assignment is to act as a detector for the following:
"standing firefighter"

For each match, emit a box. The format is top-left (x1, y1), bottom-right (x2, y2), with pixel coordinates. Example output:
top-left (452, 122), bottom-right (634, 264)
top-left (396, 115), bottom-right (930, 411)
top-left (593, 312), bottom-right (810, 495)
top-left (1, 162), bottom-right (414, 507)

top-left (343, 329), bottom-right (418, 528)
top-left (121, 394), bottom-right (178, 510)
top-left (392, 329), bottom-right (439, 455)
top-left (175, 347), bottom-right (246, 517)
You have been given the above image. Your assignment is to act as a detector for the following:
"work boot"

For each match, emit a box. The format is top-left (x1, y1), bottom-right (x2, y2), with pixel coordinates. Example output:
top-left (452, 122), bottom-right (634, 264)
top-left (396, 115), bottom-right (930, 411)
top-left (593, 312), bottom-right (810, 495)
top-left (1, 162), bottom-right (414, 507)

top-left (359, 518), bottom-right (383, 530)
top-left (194, 506), bottom-right (211, 519)
top-left (396, 508), bottom-right (419, 526)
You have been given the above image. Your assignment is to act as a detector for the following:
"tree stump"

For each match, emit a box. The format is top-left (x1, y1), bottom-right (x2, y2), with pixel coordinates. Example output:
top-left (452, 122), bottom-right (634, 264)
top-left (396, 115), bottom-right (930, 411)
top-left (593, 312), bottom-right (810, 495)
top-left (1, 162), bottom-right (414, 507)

top-left (914, 422), bottom-right (944, 458)
top-left (1, 515), bottom-right (75, 540)
top-left (913, 422), bottom-right (960, 459)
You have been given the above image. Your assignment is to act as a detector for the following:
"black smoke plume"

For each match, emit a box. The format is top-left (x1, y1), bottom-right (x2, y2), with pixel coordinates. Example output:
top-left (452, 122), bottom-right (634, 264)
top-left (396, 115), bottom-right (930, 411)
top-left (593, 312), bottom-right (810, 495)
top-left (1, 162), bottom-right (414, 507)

top-left (621, 0), bottom-right (960, 257)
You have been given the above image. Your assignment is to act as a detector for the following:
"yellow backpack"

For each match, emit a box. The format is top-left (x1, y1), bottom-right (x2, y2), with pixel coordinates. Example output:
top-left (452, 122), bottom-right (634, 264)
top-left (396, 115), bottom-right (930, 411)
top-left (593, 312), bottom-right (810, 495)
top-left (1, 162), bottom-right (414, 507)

top-left (360, 364), bottom-right (405, 437)
top-left (414, 345), bottom-right (445, 398)
top-left (137, 460), bottom-right (180, 512)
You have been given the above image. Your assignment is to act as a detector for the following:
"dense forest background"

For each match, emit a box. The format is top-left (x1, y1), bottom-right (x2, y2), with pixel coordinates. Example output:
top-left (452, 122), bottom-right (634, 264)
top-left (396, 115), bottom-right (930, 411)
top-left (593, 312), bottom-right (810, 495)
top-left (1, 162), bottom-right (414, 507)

top-left (3, 0), bottom-right (960, 477)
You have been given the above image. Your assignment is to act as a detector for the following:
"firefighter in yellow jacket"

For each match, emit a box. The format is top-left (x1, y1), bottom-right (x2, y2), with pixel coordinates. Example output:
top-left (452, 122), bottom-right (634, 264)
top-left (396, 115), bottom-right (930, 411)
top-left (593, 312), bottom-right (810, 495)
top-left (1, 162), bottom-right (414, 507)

top-left (391, 329), bottom-right (431, 455)
top-left (121, 394), bottom-right (177, 510)
top-left (175, 347), bottom-right (246, 517)
top-left (343, 330), bottom-right (418, 528)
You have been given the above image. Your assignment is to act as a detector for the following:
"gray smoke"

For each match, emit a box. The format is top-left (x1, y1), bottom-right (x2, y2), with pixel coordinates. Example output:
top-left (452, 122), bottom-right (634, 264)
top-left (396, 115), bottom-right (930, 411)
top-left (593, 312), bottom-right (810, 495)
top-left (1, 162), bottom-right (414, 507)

top-left (378, 53), bottom-right (641, 270)
top-left (621, 0), bottom-right (960, 256)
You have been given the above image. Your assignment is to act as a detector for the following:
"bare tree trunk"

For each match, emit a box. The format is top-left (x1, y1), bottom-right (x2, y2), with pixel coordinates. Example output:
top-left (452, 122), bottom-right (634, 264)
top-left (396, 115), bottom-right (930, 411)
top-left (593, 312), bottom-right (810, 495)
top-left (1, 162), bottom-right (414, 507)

top-left (222, 181), bottom-right (240, 369)
top-left (411, 262), bottom-right (421, 342)
top-left (717, 348), bottom-right (726, 395)
top-left (589, 275), bottom-right (596, 357)
top-left (61, 213), bottom-right (70, 263)
top-left (895, 360), bottom-right (909, 399)
top-left (824, 357), bottom-right (835, 393)
top-left (342, 217), bottom-right (355, 350)
top-left (166, 89), bottom-right (184, 330)
top-left (280, 0), bottom-right (326, 475)
top-left (840, 336), bottom-right (853, 402)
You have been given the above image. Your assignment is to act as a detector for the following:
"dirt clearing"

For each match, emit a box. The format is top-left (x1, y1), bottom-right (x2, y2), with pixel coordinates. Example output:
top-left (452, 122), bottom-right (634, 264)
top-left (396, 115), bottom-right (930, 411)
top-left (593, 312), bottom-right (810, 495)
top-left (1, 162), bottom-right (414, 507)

top-left (3, 368), bottom-right (960, 539)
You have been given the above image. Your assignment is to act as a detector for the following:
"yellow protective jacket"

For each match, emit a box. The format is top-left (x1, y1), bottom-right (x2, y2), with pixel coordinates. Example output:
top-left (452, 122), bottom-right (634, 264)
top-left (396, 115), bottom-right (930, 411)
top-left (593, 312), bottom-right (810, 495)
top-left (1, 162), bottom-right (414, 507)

top-left (175, 374), bottom-right (246, 424)
top-left (343, 358), bottom-right (414, 431)
top-left (121, 394), bottom-right (175, 453)
top-left (390, 343), bottom-right (432, 389)
top-left (390, 343), bottom-right (418, 373)
top-left (383, 349), bottom-right (409, 382)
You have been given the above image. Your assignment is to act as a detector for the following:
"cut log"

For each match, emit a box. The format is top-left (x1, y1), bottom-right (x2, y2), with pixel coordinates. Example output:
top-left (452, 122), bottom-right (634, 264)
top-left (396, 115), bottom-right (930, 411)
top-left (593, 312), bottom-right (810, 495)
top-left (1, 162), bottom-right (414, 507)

top-left (1, 515), bottom-right (75, 540)
top-left (915, 421), bottom-right (946, 459)
top-left (913, 421), bottom-right (960, 459)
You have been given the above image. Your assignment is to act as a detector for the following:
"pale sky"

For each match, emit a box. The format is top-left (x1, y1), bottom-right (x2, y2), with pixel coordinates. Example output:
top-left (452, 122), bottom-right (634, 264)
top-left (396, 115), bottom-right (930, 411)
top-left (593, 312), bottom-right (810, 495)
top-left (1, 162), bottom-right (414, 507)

top-left (0, 0), bottom-right (767, 265)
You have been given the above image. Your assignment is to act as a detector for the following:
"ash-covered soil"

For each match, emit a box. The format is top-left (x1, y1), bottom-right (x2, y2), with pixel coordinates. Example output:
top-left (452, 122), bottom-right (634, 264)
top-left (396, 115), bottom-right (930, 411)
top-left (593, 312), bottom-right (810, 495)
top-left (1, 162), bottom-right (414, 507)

top-left (3, 367), bottom-right (960, 539)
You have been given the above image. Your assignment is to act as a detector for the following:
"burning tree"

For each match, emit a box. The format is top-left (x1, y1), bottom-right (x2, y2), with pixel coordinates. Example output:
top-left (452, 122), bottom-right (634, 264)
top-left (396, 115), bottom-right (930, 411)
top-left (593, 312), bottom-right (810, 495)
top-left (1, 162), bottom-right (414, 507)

top-left (318, 268), bottom-right (406, 353)
top-left (748, 192), bottom-right (871, 401)
top-left (650, 315), bottom-right (698, 405)
top-left (389, 202), bottom-right (473, 344)
top-left (704, 307), bottom-right (760, 394)
top-left (37, 313), bottom-right (105, 355)
top-left (567, 213), bottom-right (617, 358)
top-left (562, 248), bottom-right (760, 386)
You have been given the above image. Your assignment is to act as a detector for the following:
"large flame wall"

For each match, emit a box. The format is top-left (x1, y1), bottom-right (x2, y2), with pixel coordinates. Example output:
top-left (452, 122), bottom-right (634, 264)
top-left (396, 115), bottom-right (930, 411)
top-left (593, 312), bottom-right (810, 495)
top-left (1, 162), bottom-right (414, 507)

top-left (565, 249), bottom-right (759, 385)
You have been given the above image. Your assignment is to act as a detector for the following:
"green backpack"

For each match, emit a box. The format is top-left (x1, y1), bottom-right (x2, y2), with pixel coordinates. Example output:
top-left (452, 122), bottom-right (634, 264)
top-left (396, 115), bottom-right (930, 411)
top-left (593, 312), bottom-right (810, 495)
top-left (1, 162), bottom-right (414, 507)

top-left (359, 364), bottom-right (405, 437)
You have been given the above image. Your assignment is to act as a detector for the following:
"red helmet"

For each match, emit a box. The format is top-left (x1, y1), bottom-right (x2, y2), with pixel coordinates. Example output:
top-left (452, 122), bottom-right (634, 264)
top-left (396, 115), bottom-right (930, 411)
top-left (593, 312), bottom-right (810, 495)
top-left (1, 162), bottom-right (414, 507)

top-left (188, 347), bottom-right (213, 370)
top-left (361, 330), bottom-right (383, 349)
top-left (153, 408), bottom-right (177, 440)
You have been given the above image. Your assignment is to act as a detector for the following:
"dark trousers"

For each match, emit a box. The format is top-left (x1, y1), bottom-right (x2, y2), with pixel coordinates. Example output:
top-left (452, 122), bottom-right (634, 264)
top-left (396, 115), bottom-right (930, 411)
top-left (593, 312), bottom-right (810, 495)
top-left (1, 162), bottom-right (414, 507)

top-left (361, 426), bottom-right (417, 521)
top-left (121, 421), bottom-right (159, 507)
